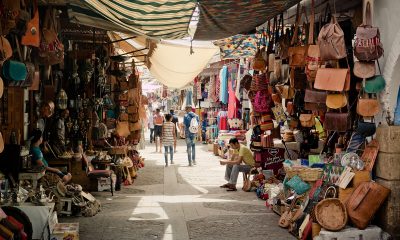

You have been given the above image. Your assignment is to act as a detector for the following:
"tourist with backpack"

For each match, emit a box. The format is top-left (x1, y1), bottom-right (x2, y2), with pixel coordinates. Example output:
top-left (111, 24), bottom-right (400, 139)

top-left (183, 106), bottom-right (199, 166)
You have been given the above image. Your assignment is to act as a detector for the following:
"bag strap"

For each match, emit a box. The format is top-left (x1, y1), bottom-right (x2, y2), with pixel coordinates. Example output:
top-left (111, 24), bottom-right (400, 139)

top-left (364, 1), bottom-right (372, 26)
top-left (291, 3), bottom-right (301, 46)
top-left (323, 185), bottom-right (337, 199)
top-left (308, 0), bottom-right (315, 45)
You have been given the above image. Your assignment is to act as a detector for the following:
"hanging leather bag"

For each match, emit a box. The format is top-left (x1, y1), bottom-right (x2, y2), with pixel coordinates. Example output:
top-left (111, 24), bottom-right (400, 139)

top-left (314, 68), bottom-right (350, 91)
top-left (253, 48), bottom-right (266, 71)
top-left (300, 114), bottom-right (316, 128)
top-left (346, 182), bottom-right (390, 230)
top-left (365, 75), bottom-right (385, 94)
top-left (306, 0), bottom-right (320, 82)
top-left (354, 2), bottom-right (383, 61)
top-left (357, 96), bottom-right (379, 117)
top-left (288, 5), bottom-right (309, 68)
top-left (116, 121), bottom-right (130, 137)
top-left (304, 89), bottom-right (327, 111)
top-left (353, 61), bottom-right (375, 79)
top-left (276, 13), bottom-right (291, 60)
top-left (318, 15), bottom-right (347, 60)
top-left (356, 120), bottom-right (376, 137)
top-left (324, 112), bottom-right (350, 132)
top-left (21, 0), bottom-right (40, 47)
top-left (326, 93), bottom-right (348, 109)
top-left (291, 67), bottom-right (307, 90)
top-left (0, 36), bottom-right (13, 65)
top-left (38, 8), bottom-right (64, 65)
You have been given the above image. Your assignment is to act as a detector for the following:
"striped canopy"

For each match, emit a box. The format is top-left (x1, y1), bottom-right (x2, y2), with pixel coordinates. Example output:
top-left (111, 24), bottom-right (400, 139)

top-left (75, 0), bottom-right (197, 39)
top-left (194, 0), bottom-right (301, 40)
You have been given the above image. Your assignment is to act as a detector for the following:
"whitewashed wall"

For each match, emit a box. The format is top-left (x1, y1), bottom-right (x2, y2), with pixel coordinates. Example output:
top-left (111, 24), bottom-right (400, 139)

top-left (374, 0), bottom-right (400, 120)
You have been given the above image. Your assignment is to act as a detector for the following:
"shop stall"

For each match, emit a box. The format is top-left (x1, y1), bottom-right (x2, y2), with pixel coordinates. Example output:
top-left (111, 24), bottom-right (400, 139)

top-left (0, 1), bottom-right (147, 238)
top-left (201, 0), bottom-right (397, 239)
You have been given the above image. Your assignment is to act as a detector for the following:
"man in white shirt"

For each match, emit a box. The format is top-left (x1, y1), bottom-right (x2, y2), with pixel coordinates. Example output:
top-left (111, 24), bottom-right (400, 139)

top-left (148, 110), bottom-right (155, 143)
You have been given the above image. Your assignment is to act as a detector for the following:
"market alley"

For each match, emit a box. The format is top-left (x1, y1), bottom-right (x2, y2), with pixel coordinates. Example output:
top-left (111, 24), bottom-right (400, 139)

top-left (63, 139), bottom-right (294, 240)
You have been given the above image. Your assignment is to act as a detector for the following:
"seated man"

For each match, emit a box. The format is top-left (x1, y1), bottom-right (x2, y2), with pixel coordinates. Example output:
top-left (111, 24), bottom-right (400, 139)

top-left (30, 129), bottom-right (72, 183)
top-left (220, 138), bottom-right (255, 191)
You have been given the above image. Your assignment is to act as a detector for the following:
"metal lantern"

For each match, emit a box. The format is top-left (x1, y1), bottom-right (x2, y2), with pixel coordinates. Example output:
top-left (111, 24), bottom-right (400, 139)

top-left (56, 89), bottom-right (68, 110)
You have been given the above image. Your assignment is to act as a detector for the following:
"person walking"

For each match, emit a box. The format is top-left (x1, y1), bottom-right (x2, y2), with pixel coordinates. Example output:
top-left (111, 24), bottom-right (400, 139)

top-left (148, 110), bottom-right (155, 143)
top-left (153, 109), bottom-right (164, 153)
top-left (162, 114), bottom-right (176, 167)
top-left (220, 138), bottom-right (255, 191)
top-left (183, 106), bottom-right (199, 166)
top-left (170, 109), bottom-right (179, 153)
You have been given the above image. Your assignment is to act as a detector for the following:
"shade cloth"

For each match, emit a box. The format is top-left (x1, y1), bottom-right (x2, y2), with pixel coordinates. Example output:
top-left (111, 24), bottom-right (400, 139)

top-left (71, 0), bottom-right (197, 39)
top-left (194, 0), bottom-right (300, 40)
top-left (148, 40), bottom-right (218, 89)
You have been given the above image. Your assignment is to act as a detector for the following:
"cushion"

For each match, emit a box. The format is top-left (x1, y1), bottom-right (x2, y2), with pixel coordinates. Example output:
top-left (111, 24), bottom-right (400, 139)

top-left (88, 169), bottom-right (112, 178)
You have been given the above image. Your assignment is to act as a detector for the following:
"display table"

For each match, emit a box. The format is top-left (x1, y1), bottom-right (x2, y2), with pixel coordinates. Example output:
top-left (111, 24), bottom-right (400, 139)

top-left (19, 172), bottom-right (45, 190)
top-left (16, 202), bottom-right (55, 240)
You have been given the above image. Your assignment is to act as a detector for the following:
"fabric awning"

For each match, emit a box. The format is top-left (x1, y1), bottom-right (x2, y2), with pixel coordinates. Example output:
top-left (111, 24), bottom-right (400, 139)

top-left (148, 40), bottom-right (218, 89)
top-left (194, 0), bottom-right (300, 40)
top-left (71, 0), bottom-right (197, 39)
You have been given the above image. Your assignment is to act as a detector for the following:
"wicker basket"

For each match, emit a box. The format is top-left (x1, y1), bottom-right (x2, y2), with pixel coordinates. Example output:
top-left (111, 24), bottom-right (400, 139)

top-left (315, 198), bottom-right (347, 231)
top-left (284, 167), bottom-right (323, 182)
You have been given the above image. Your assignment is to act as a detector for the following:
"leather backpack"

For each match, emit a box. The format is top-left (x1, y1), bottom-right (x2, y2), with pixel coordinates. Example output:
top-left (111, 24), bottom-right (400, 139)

top-left (306, 0), bottom-right (320, 82)
top-left (288, 5), bottom-right (308, 68)
top-left (354, 2), bottom-right (383, 61)
top-left (318, 15), bottom-right (347, 60)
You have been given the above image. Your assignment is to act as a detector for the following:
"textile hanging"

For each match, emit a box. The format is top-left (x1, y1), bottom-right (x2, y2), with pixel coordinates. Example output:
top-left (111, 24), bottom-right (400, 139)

top-left (194, 0), bottom-right (300, 40)
top-left (213, 34), bottom-right (258, 59)
top-left (77, 0), bottom-right (197, 39)
top-left (219, 66), bottom-right (228, 104)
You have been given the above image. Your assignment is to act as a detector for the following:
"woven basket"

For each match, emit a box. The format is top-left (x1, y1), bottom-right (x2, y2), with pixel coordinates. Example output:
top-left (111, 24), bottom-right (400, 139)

top-left (315, 198), bottom-right (347, 231)
top-left (284, 167), bottom-right (323, 182)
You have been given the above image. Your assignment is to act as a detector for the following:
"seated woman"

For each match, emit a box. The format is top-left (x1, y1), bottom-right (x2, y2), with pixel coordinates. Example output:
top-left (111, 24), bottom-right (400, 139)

top-left (30, 129), bottom-right (72, 183)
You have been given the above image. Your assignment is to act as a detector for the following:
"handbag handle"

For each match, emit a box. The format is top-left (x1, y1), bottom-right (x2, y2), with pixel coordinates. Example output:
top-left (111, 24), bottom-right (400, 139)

top-left (323, 185), bottom-right (337, 199)
top-left (364, 1), bottom-right (373, 26)
top-left (291, 4), bottom-right (308, 46)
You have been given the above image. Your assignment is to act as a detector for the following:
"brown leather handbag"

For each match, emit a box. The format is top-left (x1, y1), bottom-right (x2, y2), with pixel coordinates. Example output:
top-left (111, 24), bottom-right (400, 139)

top-left (304, 89), bottom-right (327, 111)
top-left (354, 2), bottom-right (383, 61)
top-left (326, 93), bottom-right (348, 109)
top-left (276, 85), bottom-right (295, 100)
top-left (324, 112), bottom-right (350, 132)
top-left (300, 114), bottom-right (316, 128)
top-left (346, 182), bottom-right (390, 230)
top-left (291, 67), bottom-right (307, 90)
top-left (116, 121), bottom-right (130, 137)
top-left (357, 98), bottom-right (379, 117)
top-left (288, 5), bottom-right (308, 68)
top-left (306, 0), bottom-right (320, 82)
top-left (253, 49), bottom-right (266, 71)
top-left (318, 15), bottom-right (347, 60)
top-left (314, 68), bottom-right (350, 92)
top-left (354, 61), bottom-right (375, 79)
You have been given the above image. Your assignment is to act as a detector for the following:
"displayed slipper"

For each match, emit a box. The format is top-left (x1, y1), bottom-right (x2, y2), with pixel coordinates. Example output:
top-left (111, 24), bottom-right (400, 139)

top-left (226, 187), bottom-right (237, 192)
top-left (219, 184), bottom-right (230, 188)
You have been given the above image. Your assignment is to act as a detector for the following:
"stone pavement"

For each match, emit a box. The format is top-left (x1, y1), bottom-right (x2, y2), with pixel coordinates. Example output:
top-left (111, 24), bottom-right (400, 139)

top-left (62, 139), bottom-right (295, 240)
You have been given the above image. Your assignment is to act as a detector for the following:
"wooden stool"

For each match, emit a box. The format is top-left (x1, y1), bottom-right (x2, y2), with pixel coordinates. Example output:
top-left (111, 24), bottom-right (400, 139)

top-left (60, 198), bottom-right (73, 216)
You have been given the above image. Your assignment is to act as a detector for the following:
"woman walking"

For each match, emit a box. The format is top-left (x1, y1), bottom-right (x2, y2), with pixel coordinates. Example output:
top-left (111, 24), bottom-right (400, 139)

top-left (162, 114), bottom-right (176, 167)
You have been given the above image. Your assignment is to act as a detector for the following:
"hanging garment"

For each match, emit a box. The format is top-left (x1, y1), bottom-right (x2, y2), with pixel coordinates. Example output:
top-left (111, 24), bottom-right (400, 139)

top-left (228, 78), bottom-right (240, 119)
top-left (186, 89), bottom-right (193, 106)
top-left (219, 66), bottom-right (228, 104)
top-left (197, 78), bottom-right (202, 100)
top-left (209, 75), bottom-right (216, 101)
top-left (218, 111), bottom-right (228, 130)
top-left (215, 74), bottom-right (220, 102)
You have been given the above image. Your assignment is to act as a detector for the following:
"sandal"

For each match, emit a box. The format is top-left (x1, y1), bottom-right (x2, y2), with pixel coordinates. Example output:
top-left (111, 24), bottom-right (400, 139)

top-left (219, 183), bottom-right (230, 188)
top-left (226, 187), bottom-right (237, 192)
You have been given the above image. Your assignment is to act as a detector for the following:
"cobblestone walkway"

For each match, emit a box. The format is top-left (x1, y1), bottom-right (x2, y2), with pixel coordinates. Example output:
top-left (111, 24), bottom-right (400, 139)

top-left (62, 139), bottom-right (294, 240)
